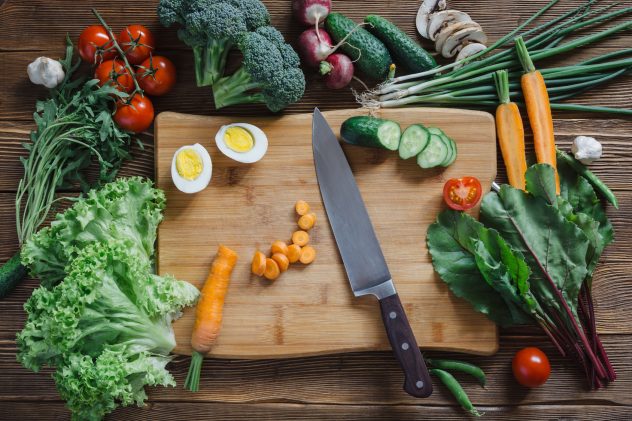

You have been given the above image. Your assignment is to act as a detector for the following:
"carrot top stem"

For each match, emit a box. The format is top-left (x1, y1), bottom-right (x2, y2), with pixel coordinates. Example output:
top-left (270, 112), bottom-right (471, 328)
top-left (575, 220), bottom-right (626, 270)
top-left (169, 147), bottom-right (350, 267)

top-left (493, 70), bottom-right (511, 104)
top-left (515, 36), bottom-right (536, 73)
top-left (185, 351), bottom-right (204, 392)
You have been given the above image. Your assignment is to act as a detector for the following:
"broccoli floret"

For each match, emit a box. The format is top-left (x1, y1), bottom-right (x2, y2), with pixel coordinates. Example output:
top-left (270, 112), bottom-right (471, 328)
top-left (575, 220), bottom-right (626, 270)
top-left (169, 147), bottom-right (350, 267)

top-left (157, 0), bottom-right (270, 86)
top-left (212, 27), bottom-right (305, 112)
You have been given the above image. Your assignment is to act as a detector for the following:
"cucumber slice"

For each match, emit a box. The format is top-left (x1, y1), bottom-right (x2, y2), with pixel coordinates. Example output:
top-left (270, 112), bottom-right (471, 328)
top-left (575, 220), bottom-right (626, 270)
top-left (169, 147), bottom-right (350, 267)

top-left (399, 124), bottom-right (430, 159)
top-left (442, 139), bottom-right (458, 167)
top-left (341, 116), bottom-right (401, 151)
top-left (417, 134), bottom-right (449, 168)
top-left (438, 135), bottom-right (453, 166)
top-left (427, 127), bottom-right (445, 136)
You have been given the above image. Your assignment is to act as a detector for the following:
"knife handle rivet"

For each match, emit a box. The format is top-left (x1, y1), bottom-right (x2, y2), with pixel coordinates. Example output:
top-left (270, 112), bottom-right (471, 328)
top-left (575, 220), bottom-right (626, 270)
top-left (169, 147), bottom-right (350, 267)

top-left (416, 381), bottom-right (424, 389)
top-left (401, 342), bottom-right (409, 351)
top-left (389, 311), bottom-right (397, 319)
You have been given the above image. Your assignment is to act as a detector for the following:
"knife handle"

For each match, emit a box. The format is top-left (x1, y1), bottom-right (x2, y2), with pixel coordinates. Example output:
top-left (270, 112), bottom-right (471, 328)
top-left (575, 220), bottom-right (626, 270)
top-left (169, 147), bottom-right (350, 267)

top-left (379, 293), bottom-right (433, 398)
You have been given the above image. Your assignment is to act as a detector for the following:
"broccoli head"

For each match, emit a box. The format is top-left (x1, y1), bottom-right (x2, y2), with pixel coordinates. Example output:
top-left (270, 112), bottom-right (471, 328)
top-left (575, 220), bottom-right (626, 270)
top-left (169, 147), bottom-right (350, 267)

top-left (212, 26), bottom-right (306, 112)
top-left (157, 0), bottom-right (270, 86)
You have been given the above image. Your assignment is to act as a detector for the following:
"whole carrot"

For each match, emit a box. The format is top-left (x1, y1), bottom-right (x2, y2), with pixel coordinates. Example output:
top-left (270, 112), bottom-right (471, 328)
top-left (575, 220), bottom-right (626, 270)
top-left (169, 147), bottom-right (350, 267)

top-left (185, 245), bottom-right (238, 392)
top-left (515, 36), bottom-right (560, 194)
top-left (493, 70), bottom-right (527, 190)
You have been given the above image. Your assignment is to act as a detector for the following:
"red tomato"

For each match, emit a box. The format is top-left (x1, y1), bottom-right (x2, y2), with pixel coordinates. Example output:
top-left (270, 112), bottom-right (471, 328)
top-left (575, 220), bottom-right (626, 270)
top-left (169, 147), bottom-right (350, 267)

top-left (114, 95), bottom-right (154, 133)
top-left (79, 25), bottom-right (116, 64)
top-left (118, 25), bottom-right (156, 65)
top-left (137, 56), bottom-right (177, 96)
top-left (512, 347), bottom-right (551, 388)
top-left (443, 177), bottom-right (483, 211)
top-left (94, 60), bottom-right (135, 93)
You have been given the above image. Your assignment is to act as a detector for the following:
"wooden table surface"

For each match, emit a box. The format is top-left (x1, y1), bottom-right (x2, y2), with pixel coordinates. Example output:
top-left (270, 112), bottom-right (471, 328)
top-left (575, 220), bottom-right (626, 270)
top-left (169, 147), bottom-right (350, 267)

top-left (1, 0), bottom-right (630, 419)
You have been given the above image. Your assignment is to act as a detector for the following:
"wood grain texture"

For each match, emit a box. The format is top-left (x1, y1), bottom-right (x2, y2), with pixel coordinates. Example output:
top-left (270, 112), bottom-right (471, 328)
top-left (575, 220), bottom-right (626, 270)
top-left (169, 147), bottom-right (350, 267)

top-left (0, 0), bottom-right (631, 418)
top-left (156, 109), bottom-right (498, 357)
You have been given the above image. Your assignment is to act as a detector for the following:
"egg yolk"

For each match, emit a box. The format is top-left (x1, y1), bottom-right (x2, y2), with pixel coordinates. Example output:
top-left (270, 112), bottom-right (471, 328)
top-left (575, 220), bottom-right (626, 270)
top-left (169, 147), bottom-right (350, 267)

top-left (224, 127), bottom-right (254, 153)
top-left (176, 148), bottom-right (203, 180)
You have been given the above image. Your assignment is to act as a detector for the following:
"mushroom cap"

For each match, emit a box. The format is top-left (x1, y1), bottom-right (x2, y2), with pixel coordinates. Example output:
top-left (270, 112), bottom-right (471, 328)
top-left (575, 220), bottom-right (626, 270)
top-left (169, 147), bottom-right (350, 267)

top-left (441, 26), bottom-right (488, 58)
top-left (416, 0), bottom-right (448, 38)
top-left (435, 21), bottom-right (481, 54)
top-left (428, 10), bottom-right (472, 42)
top-left (454, 43), bottom-right (488, 68)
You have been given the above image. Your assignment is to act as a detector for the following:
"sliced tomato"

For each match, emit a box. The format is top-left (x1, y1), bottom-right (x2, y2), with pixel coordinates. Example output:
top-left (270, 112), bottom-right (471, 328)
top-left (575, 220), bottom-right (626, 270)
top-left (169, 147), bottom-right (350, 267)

top-left (443, 176), bottom-right (483, 211)
top-left (114, 94), bottom-right (154, 133)
top-left (79, 25), bottom-right (116, 64)
top-left (118, 25), bottom-right (155, 65)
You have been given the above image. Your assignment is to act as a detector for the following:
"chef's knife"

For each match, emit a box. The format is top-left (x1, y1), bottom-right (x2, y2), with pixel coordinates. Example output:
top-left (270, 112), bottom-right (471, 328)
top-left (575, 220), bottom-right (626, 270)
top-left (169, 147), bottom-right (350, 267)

top-left (312, 108), bottom-right (433, 398)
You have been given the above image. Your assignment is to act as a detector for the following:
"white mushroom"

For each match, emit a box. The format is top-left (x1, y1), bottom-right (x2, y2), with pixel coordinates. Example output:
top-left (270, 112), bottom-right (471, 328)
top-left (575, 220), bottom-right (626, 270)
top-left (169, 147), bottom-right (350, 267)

top-left (435, 21), bottom-right (481, 55)
top-left (27, 57), bottom-right (64, 89)
top-left (454, 43), bottom-right (487, 69)
top-left (416, 0), bottom-right (448, 39)
top-left (572, 136), bottom-right (602, 164)
top-left (427, 10), bottom-right (473, 42)
top-left (441, 26), bottom-right (488, 58)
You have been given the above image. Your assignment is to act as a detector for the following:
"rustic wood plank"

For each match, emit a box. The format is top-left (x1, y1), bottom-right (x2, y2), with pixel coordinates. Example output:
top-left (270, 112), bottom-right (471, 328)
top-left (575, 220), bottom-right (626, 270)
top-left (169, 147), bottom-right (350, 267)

top-left (1, 335), bottom-right (630, 406)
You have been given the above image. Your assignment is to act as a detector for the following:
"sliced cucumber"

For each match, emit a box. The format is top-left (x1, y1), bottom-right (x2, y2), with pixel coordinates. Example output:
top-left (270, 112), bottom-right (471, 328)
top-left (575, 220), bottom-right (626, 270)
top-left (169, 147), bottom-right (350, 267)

top-left (417, 133), bottom-right (449, 168)
top-left (442, 139), bottom-right (458, 167)
top-left (427, 127), bottom-right (445, 136)
top-left (399, 124), bottom-right (430, 159)
top-left (341, 116), bottom-right (401, 151)
top-left (438, 134), bottom-right (453, 166)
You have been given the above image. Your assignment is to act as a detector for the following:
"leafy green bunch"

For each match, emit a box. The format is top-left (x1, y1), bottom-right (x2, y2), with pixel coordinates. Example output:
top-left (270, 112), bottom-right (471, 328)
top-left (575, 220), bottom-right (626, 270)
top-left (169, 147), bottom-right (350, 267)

top-left (427, 153), bottom-right (615, 389)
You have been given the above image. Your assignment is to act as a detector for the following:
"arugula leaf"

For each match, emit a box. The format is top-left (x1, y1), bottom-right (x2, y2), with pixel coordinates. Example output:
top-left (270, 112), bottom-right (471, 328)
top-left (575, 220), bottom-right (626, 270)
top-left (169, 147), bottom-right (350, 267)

top-left (427, 210), bottom-right (534, 326)
top-left (480, 168), bottom-right (589, 316)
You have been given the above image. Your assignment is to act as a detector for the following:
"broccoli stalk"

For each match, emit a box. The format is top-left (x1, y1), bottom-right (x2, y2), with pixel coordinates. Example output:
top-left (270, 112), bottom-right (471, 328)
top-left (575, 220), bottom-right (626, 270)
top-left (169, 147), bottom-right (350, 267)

top-left (191, 38), bottom-right (234, 87)
top-left (212, 27), bottom-right (306, 112)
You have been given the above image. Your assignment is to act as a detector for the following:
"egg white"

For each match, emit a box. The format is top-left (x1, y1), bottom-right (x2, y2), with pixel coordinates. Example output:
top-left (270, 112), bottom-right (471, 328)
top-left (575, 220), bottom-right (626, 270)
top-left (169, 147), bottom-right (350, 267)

top-left (215, 123), bottom-right (268, 164)
top-left (171, 143), bottom-right (212, 194)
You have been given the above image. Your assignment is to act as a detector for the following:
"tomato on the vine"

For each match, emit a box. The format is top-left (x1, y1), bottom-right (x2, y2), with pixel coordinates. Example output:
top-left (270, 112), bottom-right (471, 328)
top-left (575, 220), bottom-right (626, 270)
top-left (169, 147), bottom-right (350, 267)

top-left (114, 95), bottom-right (154, 133)
top-left (443, 176), bottom-right (483, 211)
top-left (118, 25), bottom-right (155, 65)
top-left (79, 25), bottom-right (116, 64)
top-left (512, 347), bottom-right (551, 388)
top-left (137, 56), bottom-right (177, 96)
top-left (94, 60), bottom-right (135, 93)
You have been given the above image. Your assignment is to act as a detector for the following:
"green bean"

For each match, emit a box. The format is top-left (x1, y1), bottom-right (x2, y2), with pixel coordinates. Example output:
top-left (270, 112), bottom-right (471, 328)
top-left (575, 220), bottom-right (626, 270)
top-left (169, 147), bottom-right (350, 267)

top-left (557, 149), bottom-right (619, 208)
top-left (427, 359), bottom-right (487, 387)
top-left (430, 368), bottom-right (482, 417)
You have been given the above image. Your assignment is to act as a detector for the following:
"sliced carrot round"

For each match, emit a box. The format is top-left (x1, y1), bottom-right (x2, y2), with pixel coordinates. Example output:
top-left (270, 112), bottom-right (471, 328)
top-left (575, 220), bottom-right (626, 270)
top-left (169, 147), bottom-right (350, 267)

top-left (272, 253), bottom-right (290, 272)
top-left (298, 213), bottom-right (316, 230)
top-left (299, 245), bottom-right (316, 264)
top-left (287, 244), bottom-right (302, 263)
top-left (295, 200), bottom-right (310, 216)
top-left (292, 230), bottom-right (310, 247)
top-left (270, 240), bottom-right (289, 256)
top-left (264, 258), bottom-right (281, 281)
top-left (251, 251), bottom-right (266, 277)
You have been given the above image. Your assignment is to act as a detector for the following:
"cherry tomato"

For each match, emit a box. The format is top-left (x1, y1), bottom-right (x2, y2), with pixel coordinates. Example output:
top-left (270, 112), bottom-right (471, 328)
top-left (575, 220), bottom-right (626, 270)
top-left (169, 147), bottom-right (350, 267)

top-left (443, 176), bottom-right (483, 211)
top-left (79, 25), bottom-right (116, 64)
top-left (118, 25), bottom-right (155, 65)
top-left (94, 60), bottom-right (135, 93)
top-left (137, 56), bottom-right (177, 96)
top-left (512, 347), bottom-right (551, 388)
top-left (114, 95), bottom-right (154, 133)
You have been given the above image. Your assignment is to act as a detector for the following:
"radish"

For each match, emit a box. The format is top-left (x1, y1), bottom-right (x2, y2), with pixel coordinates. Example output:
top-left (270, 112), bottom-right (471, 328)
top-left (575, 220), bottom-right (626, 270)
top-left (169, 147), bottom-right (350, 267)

top-left (297, 28), bottom-right (335, 68)
top-left (319, 53), bottom-right (354, 89)
top-left (292, 0), bottom-right (332, 27)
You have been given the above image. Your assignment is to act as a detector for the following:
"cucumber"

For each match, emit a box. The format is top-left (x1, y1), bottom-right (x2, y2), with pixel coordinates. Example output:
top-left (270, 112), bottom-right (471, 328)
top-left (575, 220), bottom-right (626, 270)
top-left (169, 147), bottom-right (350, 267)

top-left (341, 116), bottom-right (401, 151)
top-left (364, 15), bottom-right (437, 73)
top-left (417, 134), bottom-right (449, 168)
top-left (439, 136), bottom-right (455, 166)
top-left (399, 124), bottom-right (430, 159)
top-left (428, 127), bottom-right (444, 136)
top-left (442, 139), bottom-right (458, 167)
top-left (0, 252), bottom-right (27, 298)
top-left (325, 13), bottom-right (392, 79)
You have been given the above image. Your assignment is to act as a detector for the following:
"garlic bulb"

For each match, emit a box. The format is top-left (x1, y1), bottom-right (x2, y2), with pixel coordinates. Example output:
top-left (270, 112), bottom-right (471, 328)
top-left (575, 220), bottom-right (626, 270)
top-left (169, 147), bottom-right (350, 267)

top-left (572, 136), bottom-right (602, 164)
top-left (27, 57), bottom-right (65, 89)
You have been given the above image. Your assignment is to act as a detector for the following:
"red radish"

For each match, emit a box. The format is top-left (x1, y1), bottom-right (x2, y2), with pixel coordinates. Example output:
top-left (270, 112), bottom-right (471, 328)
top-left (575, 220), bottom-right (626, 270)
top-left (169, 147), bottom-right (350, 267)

top-left (297, 28), bottom-right (336, 68)
top-left (320, 53), bottom-right (354, 89)
top-left (292, 0), bottom-right (332, 27)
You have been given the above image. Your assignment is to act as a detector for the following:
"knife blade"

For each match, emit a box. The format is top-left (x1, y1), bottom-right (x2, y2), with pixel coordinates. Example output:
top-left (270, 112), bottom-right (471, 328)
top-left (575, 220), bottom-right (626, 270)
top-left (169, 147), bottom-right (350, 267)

top-left (312, 108), bottom-right (432, 398)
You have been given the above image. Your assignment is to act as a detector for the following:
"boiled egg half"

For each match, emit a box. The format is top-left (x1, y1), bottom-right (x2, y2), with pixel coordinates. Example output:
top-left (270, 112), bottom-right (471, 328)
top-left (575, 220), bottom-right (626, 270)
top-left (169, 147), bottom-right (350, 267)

top-left (171, 143), bottom-right (212, 194)
top-left (215, 123), bottom-right (268, 163)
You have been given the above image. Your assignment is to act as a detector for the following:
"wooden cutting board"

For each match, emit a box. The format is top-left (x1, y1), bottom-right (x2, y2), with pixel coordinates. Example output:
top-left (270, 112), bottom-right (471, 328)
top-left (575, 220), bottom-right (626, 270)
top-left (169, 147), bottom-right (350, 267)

top-left (155, 108), bottom-right (498, 358)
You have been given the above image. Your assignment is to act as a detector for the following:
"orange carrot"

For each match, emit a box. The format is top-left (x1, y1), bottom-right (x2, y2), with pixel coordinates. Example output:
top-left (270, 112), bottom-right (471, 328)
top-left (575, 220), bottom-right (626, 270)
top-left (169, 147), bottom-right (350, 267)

top-left (493, 70), bottom-right (527, 190)
top-left (287, 244), bottom-right (302, 263)
top-left (515, 37), bottom-right (560, 194)
top-left (185, 245), bottom-right (238, 392)
top-left (299, 245), bottom-right (316, 264)
top-left (272, 253), bottom-right (290, 272)
top-left (271, 240), bottom-right (289, 256)
top-left (295, 200), bottom-right (310, 216)
top-left (251, 251), bottom-right (266, 276)
top-left (292, 230), bottom-right (310, 246)
top-left (264, 258), bottom-right (280, 280)
top-left (298, 213), bottom-right (316, 230)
